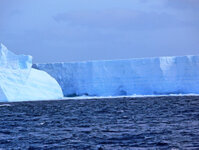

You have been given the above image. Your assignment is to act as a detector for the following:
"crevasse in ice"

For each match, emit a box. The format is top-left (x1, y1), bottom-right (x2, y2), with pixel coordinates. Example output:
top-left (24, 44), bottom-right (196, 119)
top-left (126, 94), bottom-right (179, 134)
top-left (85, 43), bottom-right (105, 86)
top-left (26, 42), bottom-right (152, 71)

top-left (0, 44), bottom-right (63, 102)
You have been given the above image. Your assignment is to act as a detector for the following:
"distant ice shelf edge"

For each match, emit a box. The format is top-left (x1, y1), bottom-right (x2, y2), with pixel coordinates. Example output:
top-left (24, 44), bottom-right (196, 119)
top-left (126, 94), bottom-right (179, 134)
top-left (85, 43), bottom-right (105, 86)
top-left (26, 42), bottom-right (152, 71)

top-left (0, 44), bottom-right (63, 102)
top-left (33, 53), bottom-right (199, 98)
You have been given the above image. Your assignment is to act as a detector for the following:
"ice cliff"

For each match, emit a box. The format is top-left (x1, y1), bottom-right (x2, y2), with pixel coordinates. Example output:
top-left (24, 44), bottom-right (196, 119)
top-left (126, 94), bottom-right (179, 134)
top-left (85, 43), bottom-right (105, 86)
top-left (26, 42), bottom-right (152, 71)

top-left (0, 44), bottom-right (63, 102)
top-left (33, 55), bottom-right (199, 97)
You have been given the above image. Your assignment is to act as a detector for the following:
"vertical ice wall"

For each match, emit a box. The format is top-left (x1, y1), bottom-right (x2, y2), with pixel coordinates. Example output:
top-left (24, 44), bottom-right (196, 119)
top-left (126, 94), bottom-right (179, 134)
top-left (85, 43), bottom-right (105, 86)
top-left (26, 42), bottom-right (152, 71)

top-left (33, 55), bottom-right (199, 97)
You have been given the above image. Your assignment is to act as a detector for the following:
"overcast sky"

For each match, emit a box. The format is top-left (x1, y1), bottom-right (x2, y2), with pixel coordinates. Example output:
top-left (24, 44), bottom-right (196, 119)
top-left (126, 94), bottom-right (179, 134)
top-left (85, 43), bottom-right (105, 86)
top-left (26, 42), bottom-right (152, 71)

top-left (0, 0), bottom-right (199, 63)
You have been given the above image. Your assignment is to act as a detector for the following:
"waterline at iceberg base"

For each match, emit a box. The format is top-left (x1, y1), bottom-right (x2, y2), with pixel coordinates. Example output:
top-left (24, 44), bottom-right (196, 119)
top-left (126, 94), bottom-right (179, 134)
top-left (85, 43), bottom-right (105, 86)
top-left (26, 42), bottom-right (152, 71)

top-left (0, 44), bottom-right (63, 102)
top-left (33, 55), bottom-right (199, 97)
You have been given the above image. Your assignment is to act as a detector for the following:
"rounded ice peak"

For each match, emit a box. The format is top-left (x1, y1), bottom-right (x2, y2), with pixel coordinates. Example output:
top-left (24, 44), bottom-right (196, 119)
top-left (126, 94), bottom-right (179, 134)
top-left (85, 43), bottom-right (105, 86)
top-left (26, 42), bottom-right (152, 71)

top-left (0, 43), bottom-right (7, 49)
top-left (0, 43), bottom-right (8, 55)
top-left (0, 43), bottom-right (32, 69)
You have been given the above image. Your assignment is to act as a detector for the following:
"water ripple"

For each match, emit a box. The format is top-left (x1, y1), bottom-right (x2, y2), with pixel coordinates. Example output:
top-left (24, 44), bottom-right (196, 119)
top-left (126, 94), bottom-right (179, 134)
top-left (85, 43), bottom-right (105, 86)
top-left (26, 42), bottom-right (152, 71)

top-left (0, 96), bottom-right (198, 149)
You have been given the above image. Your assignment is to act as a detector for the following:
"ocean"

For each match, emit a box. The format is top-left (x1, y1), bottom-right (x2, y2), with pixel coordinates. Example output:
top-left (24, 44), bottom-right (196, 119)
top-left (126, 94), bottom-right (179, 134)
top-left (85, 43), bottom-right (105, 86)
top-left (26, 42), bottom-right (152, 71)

top-left (0, 96), bottom-right (198, 149)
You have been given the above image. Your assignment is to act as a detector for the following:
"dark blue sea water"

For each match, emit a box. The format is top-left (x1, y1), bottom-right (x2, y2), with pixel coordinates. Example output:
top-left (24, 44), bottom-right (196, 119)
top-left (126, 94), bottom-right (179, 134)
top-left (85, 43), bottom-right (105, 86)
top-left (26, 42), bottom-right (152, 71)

top-left (0, 96), bottom-right (199, 150)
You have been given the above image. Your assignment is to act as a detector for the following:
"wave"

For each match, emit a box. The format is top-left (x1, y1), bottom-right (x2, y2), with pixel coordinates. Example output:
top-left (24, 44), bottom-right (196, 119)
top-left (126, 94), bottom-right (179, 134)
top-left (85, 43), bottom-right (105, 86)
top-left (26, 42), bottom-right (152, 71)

top-left (0, 104), bottom-right (11, 107)
top-left (62, 94), bottom-right (199, 100)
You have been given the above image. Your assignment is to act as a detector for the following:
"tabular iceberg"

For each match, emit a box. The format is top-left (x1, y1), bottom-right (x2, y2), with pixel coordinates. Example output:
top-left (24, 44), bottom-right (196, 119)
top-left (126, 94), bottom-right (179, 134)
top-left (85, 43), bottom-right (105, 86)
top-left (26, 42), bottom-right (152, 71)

top-left (0, 44), bottom-right (63, 102)
top-left (33, 55), bottom-right (199, 97)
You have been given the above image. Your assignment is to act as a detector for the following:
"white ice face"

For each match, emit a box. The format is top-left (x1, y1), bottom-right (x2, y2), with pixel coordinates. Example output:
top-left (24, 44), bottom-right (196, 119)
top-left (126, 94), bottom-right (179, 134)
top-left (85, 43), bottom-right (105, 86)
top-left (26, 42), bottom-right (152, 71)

top-left (34, 55), bottom-right (199, 97)
top-left (0, 44), bottom-right (63, 102)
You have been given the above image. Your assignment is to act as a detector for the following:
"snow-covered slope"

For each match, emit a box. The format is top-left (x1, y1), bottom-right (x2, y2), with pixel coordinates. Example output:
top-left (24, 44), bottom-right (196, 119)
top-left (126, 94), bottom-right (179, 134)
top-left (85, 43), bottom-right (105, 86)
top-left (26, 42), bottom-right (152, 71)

top-left (0, 44), bottom-right (63, 102)
top-left (33, 56), bottom-right (199, 97)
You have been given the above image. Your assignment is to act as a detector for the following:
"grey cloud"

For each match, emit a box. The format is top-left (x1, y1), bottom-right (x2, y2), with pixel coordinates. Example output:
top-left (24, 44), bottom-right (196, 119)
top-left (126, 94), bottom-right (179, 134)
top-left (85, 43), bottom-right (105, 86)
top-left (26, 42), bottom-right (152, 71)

top-left (53, 10), bottom-right (186, 30)
top-left (166, 0), bottom-right (199, 10)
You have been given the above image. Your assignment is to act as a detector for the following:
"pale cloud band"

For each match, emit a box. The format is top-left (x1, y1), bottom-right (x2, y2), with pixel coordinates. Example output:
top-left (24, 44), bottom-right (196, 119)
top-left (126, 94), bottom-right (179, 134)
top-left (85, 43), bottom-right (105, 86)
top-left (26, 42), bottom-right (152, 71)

top-left (0, 0), bottom-right (198, 63)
